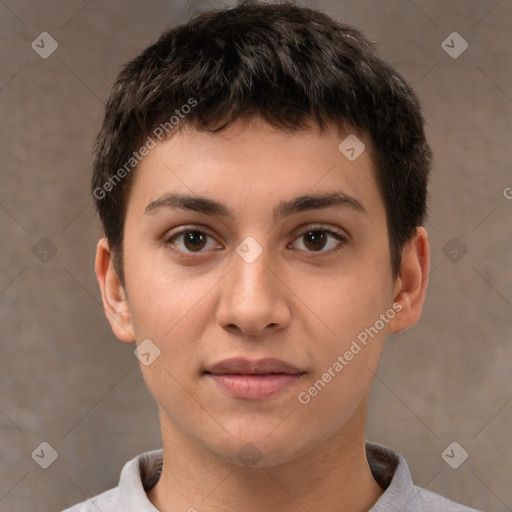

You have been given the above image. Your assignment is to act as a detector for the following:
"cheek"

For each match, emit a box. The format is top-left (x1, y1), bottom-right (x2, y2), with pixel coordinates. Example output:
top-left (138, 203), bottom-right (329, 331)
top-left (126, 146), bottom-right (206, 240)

top-left (295, 263), bottom-right (391, 344)
top-left (292, 255), bottom-right (392, 399)
top-left (295, 277), bottom-right (389, 421)
top-left (124, 247), bottom-right (215, 338)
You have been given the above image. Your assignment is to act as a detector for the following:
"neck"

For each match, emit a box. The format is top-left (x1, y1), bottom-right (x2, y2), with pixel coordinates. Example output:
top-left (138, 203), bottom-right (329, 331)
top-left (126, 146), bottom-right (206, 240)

top-left (148, 398), bottom-right (383, 512)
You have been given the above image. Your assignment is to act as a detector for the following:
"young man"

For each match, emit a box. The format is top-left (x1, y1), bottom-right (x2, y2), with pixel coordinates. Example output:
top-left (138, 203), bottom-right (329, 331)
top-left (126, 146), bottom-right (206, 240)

top-left (64, 2), bottom-right (480, 511)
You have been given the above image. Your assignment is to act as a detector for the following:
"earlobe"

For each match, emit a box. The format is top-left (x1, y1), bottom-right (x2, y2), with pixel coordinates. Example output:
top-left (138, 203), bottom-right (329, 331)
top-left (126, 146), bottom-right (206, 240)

top-left (387, 226), bottom-right (430, 334)
top-left (95, 238), bottom-right (136, 343)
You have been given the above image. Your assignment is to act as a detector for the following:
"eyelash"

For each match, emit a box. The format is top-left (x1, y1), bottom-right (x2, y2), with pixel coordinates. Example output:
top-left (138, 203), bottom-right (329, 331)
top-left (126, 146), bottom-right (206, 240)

top-left (163, 225), bottom-right (349, 257)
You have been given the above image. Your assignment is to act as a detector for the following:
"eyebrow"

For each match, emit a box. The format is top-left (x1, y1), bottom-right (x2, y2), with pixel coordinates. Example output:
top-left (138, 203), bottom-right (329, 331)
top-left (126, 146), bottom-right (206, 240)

top-left (144, 190), bottom-right (367, 220)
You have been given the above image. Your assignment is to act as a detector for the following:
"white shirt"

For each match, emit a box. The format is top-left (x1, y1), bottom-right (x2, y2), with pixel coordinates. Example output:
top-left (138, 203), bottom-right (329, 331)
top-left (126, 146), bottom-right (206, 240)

top-left (62, 441), bottom-right (481, 511)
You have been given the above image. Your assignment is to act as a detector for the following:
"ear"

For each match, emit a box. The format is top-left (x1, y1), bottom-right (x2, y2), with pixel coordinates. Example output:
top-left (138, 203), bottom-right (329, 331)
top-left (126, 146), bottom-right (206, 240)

top-left (94, 237), bottom-right (136, 343)
top-left (387, 226), bottom-right (430, 334)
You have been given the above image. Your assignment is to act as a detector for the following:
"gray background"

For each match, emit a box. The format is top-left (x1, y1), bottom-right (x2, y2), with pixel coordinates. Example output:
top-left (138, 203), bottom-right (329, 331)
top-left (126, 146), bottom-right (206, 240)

top-left (1, 0), bottom-right (511, 510)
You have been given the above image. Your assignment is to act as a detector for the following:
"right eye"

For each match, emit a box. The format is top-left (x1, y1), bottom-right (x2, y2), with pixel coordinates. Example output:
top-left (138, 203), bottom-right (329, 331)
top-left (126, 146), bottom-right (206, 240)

top-left (164, 228), bottom-right (222, 254)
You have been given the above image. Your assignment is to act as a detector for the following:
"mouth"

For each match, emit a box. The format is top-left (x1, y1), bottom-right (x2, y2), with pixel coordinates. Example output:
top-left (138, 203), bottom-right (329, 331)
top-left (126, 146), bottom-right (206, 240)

top-left (204, 357), bottom-right (306, 400)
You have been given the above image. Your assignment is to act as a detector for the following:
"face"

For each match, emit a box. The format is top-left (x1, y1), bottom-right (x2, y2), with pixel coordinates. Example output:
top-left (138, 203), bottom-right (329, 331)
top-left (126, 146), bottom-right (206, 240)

top-left (100, 116), bottom-right (409, 468)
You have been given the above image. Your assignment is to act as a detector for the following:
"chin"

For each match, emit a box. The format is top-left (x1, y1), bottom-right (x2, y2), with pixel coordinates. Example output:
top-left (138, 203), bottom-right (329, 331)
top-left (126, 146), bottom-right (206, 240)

top-left (206, 428), bottom-right (315, 469)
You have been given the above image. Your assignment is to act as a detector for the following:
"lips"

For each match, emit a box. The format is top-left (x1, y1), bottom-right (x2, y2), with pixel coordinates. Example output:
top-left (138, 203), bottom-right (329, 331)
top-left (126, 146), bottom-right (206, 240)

top-left (205, 357), bottom-right (305, 375)
top-left (204, 358), bottom-right (306, 400)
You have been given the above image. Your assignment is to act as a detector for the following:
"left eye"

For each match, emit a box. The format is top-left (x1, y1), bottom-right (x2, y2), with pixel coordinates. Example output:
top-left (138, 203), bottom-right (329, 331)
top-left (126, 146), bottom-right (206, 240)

top-left (290, 228), bottom-right (346, 253)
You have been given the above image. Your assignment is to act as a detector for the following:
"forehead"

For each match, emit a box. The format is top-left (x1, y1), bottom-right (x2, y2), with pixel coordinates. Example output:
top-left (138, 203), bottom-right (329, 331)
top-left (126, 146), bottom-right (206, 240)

top-left (126, 116), bottom-right (384, 223)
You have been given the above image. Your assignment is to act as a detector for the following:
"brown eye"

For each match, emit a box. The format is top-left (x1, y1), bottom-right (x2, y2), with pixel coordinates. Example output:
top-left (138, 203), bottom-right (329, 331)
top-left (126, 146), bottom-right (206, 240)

top-left (291, 227), bottom-right (346, 254)
top-left (166, 229), bottom-right (220, 253)
top-left (303, 230), bottom-right (328, 251)
top-left (182, 231), bottom-right (208, 251)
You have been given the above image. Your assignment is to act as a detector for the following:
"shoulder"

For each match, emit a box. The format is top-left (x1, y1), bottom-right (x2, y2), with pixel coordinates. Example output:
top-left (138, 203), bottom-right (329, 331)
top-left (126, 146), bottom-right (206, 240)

top-left (61, 487), bottom-right (118, 512)
top-left (366, 441), bottom-right (482, 512)
top-left (406, 485), bottom-right (482, 511)
top-left (60, 449), bottom-right (163, 512)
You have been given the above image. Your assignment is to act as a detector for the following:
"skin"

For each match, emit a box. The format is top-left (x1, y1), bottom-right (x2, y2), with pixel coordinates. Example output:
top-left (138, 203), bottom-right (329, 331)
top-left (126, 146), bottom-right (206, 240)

top-left (95, 115), bottom-right (429, 512)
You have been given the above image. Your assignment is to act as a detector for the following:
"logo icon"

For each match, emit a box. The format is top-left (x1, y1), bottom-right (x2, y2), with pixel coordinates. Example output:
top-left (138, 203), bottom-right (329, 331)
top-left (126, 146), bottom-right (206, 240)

top-left (338, 134), bottom-right (365, 161)
top-left (441, 441), bottom-right (468, 469)
top-left (236, 236), bottom-right (263, 264)
top-left (442, 236), bottom-right (468, 263)
top-left (134, 339), bottom-right (161, 366)
top-left (441, 32), bottom-right (468, 59)
top-left (31, 32), bottom-right (59, 59)
top-left (32, 441), bottom-right (59, 469)
top-left (237, 442), bottom-right (263, 466)
top-left (32, 237), bottom-right (58, 263)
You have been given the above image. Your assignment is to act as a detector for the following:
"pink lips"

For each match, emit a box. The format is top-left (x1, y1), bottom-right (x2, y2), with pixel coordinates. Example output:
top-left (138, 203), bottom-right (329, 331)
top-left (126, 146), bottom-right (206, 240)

top-left (204, 357), bottom-right (306, 400)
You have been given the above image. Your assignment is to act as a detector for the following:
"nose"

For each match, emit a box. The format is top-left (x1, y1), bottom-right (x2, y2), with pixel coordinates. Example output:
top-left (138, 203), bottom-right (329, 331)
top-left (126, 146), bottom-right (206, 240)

top-left (215, 241), bottom-right (291, 338)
